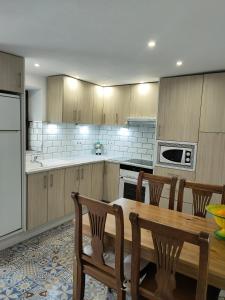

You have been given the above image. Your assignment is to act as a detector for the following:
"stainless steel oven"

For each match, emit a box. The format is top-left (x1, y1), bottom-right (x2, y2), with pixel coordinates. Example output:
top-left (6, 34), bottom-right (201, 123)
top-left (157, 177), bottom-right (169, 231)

top-left (119, 163), bottom-right (153, 203)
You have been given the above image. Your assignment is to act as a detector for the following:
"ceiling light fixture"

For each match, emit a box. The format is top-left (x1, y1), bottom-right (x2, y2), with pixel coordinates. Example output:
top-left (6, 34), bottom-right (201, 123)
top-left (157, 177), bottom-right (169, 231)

top-left (176, 60), bottom-right (183, 66)
top-left (148, 40), bottom-right (156, 48)
top-left (34, 63), bottom-right (40, 67)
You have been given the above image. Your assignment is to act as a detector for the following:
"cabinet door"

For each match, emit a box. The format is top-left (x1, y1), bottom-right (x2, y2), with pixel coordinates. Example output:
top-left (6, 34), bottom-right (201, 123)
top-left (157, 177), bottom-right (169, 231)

top-left (27, 172), bottom-right (48, 230)
top-left (200, 73), bottom-right (225, 132)
top-left (196, 133), bottom-right (225, 185)
top-left (48, 169), bottom-right (65, 222)
top-left (79, 164), bottom-right (92, 197)
top-left (64, 166), bottom-right (80, 215)
top-left (130, 83), bottom-right (159, 118)
top-left (0, 52), bottom-right (24, 93)
top-left (91, 162), bottom-right (104, 200)
top-left (103, 87), bottom-right (116, 125)
top-left (103, 162), bottom-right (120, 202)
top-left (47, 76), bottom-right (63, 122)
top-left (115, 86), bottom-right (131, 125)
top-left (157, 76), bottom-right (203, 142)
top-left (63, 76), bottom-right (77, 123)
top-left (92, 85), bottom-right (104, 125)
top-left (76, 81), bottom-right (93, 124)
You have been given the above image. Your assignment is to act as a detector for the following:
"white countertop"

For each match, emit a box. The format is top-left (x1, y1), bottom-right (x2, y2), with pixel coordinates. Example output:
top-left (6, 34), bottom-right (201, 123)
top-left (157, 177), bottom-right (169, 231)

top-left (26, 155), bottom-right (126, 174)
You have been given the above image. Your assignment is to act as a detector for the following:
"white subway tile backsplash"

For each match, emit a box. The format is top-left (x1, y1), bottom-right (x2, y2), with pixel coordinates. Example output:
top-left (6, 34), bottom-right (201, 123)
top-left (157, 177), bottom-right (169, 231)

top-left (28, 122), bottom-right (156, 160)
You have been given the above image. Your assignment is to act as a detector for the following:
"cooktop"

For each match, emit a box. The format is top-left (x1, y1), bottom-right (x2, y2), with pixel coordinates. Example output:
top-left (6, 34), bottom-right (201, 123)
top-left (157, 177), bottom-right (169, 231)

top-left (125, 159), bottom-right (153, 167)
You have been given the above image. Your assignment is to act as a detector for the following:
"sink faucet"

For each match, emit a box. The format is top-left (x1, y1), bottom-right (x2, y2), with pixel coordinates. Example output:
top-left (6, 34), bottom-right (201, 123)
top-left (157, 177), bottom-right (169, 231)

top-left (31, 154), bottom-right (43, 167)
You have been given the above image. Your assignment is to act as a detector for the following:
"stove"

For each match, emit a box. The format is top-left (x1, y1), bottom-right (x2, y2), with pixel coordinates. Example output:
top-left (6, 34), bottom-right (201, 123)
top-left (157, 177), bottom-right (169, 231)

top-left (124, 159), bottom-right (153, 168)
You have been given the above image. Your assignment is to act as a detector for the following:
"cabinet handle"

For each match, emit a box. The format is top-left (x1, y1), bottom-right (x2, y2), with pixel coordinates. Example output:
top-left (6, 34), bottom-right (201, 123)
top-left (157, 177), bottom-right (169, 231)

top-left (73, 110), bottom-right (77, 122)
top-left (81, 168), bottom-right (84, 179)
top-left (158, 124), bottom-right (161, 137)
top-left (77, 169), bottom-right (80, 181)
top-left (116, 113), bottom-right (119, 124)
top-left (103, 113), bottom-right (106, 124)
top-left (18, 72), bottom-right (22, 89)
top-left (78, 110), bottom-right (81, 122)
top-left (43, 175), bottom-right (48, 189)
top-left (50, 174), bottom-right (53, 187)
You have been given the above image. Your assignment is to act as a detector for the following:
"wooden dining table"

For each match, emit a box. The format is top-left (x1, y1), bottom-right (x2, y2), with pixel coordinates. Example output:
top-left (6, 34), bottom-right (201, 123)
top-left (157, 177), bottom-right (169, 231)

top-left (81, 198), bottom-right (225, 290)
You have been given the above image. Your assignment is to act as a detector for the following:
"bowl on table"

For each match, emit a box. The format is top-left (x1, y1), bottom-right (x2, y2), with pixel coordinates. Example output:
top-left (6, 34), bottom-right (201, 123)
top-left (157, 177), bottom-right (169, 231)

top-left (206, 204), bottom-right (225, 240)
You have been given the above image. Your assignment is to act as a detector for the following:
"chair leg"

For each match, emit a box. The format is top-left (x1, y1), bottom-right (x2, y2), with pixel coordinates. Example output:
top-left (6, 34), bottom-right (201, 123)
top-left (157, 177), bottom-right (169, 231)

top-left (74, 264), bottom-right (85, 300)
top-left (117, 289), bottom-right (126, 300)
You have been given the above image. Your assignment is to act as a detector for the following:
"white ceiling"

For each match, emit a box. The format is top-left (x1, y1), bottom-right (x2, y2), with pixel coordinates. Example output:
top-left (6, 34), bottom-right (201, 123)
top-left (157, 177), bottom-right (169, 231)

top-left (1, 0), bottom-right (225, 85)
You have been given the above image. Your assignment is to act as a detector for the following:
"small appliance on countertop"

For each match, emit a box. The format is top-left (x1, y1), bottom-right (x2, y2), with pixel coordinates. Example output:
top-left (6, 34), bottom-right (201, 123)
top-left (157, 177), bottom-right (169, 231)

top-left (94, 141), bottom-right (103, 155)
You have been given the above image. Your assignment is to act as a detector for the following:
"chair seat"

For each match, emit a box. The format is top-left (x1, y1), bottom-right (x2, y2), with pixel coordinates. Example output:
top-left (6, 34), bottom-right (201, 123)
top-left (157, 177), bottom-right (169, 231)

top-left (139, 265), bottom-right (219, 300)
top-left (83, 245), bottom-right (149, 281)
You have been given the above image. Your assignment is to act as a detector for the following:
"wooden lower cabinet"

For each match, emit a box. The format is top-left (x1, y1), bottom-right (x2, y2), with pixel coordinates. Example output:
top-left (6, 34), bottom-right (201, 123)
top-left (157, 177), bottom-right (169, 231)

top-left (103, 162), bottom-right (120, 202)
top-left (91, 162), bottom-right (104, 200)
top-left (27, 172), bottom-right (48, 230)
top-left (64, 166), bottom-right (80, 215)
top-left (154, 166), bottom-right (195, 213)
top-left (79, 164), bottom-right (92, 197)
top-left (48, 169), bottom-right (65, 222)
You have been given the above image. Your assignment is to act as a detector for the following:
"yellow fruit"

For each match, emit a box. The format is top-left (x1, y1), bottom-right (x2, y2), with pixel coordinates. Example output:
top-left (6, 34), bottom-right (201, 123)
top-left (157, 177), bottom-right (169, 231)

top-left (216, 209), bottom-right (225, 217)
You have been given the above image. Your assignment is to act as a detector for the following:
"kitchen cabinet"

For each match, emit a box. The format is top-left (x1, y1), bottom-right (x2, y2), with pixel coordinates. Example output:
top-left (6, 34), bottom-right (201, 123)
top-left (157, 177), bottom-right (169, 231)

top-left (0, 51), bottom-right (24, 93)
top-left (92, 85), bottom-right (104, 125)
top-left (196, 133), bottom-right (225, 185)
top-left (48, 169), bottom-right (65, 222)
top-left (27, 172), bottom-right (48, 230)
top-left (103, 162), bottom-right (120, 202)
top-left (200, 73), bottom-right (225, 133)
top-left (64, 166), bottom-right (80, 215)
top-left (154, 166), bottom-right (195, 213)
top-left (79, 164), bottom-right (93, 197)
top-left (76, 80), bottom-right (93, 124)
top-left (64, 163), bottom-right (96, 215)
top-left (130, 82), bottom-right (159, 118)
top-left (103, 85), bottom-right (131, 125)
top-left (47, 76), bottom-right (77, 123)
top-left (157, 75), bottom-right (203, 142)
top-left (91, 162), bottom-right (104, 200)
top-left (47, 75), bottom-right (93, 124)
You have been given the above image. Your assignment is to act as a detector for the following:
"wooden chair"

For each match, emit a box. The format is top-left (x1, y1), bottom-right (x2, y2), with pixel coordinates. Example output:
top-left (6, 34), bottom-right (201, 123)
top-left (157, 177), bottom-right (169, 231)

top-left (177, 179), bottom-right (225, 217)
top-left (71, 192), bottom-right (126, 300)
top-left (136, 171), bottom-right (178, 210)
top-left (129, 212), bottom-right (210, 300)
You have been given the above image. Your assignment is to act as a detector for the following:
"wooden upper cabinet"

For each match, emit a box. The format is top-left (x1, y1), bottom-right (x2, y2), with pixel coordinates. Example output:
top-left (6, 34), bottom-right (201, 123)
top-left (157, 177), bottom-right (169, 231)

top-left (196, 132), bottom-right (225, 185)
top-left (76, 80), bottom-right (93, 124)
top-left (103, 85), bottom-right (131, 125)
top-left (157, 75), bottom-right (203, 142)
top-left (92, 85), bottom-right (104, 125)
top-left (130, 82), bottom-right (159, 118)
top-left (63, 76), bottom-right (78, 123)
top-left (200, 73), bottom-right (225, 133)
top-left (0, 52), bottom-right (24, 93)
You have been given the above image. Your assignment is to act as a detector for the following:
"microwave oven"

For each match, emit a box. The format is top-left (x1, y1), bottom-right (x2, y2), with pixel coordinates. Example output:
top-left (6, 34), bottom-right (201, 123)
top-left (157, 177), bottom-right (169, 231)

top-left (156, 140), bottom-right (197, 171)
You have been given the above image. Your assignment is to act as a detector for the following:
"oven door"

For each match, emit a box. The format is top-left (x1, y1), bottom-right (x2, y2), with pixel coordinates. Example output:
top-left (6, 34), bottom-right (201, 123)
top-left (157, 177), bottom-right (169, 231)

top-left (119, 177), bottom-right (149, 203)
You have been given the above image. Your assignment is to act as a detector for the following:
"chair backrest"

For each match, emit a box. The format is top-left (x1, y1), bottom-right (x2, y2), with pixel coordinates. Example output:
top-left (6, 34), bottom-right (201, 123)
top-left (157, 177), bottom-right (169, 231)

top-left (136, 171), bottom-right (177, 210)
top-left (71, 192), bottom-right (124, 281)
top-left (177, 179), bottom-right (225, 217)
top-left (129, 212), bottom-right (210, 300)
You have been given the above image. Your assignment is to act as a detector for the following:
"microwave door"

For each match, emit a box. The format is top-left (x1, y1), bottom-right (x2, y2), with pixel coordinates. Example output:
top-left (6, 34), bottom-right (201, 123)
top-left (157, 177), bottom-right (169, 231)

top-left (161, 149), bottom-right (183, 164)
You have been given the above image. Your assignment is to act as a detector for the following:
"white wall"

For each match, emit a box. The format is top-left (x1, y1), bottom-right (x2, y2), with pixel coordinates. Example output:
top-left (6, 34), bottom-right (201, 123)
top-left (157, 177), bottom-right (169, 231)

top-left (25, 73), bottom-right (47, 121)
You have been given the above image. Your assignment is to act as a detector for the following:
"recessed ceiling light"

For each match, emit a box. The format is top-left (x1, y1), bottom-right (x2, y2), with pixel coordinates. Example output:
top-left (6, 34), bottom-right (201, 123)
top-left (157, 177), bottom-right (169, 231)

top-left (148, 40), bottom-right (156, 48)
top-left (176, 60), bottom-right (183, 66)
top-left (34, 63), bottom-right (40, 67)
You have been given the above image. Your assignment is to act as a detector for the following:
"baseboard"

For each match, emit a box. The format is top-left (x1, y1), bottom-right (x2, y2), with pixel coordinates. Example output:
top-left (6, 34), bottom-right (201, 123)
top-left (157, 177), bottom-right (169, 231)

top-left (0, 214), bottom-right (74, 251)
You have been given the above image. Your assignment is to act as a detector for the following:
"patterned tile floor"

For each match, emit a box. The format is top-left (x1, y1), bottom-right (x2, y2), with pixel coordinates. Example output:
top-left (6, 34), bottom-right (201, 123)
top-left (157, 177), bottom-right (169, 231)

top-left (0, 222), bottom-right (224, 300)
top-left (0, 222), bottom-right (108, 300)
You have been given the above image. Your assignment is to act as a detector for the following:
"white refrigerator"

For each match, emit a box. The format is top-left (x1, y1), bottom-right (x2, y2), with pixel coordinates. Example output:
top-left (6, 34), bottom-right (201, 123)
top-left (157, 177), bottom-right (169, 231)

top-left (0, 93), bottom-right (22, 237)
